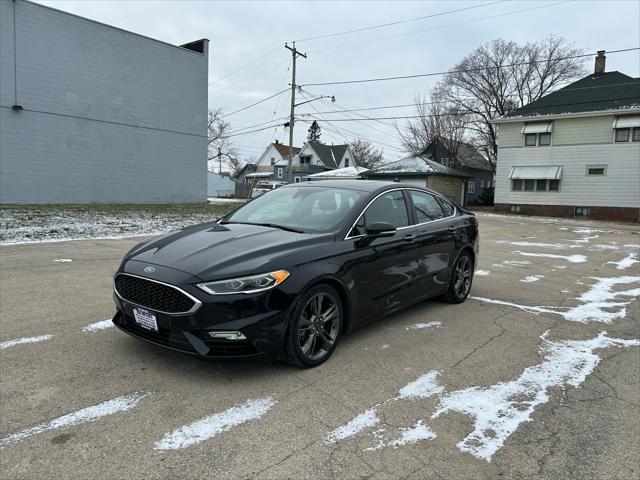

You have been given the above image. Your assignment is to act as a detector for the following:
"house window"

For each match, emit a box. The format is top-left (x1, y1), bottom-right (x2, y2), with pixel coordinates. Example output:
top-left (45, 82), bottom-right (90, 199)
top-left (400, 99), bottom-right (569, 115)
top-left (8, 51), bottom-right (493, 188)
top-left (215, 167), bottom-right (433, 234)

top-left (270, 157), bottom-right (276, 165)
top-left (344, 158), bottom-right (350, 167)
top-left (524, 133), bottom-right (537, 146)
top-left (615, 128), bottom-right (630, 142)
top-left (524, 133), bottom-right (551, 147)
top-left (467, 182), bottom-right (475, 194)
top-left (294, 177), bottom-right (301, 183)
top-left (509, 204), bottom-right (522, 213)
top-left (633, 127), bottom-right (640, 141)
top-left (512, 179), bottom-right (561, 192)
top-left (538, 133), bottom-right (551, 146)
top-left (480, 180), bottom-right (484, 188)
top-left (586, 165), bottom-right (607, 176)
top-left (277, 168), bottom-right (283, 179)
top-left (574, 207), bottom-right (589, 217)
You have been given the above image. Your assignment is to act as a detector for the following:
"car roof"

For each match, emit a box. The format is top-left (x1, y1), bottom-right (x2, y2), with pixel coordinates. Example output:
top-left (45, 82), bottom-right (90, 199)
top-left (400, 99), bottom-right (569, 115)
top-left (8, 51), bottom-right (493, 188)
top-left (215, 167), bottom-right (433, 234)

top-left (291, 179), bottom-right (412, 193)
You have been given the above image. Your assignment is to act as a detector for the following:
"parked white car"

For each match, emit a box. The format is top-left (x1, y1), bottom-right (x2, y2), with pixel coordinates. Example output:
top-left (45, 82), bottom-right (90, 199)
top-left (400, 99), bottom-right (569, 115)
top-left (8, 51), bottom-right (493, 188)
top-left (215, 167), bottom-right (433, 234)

top-left (251, 181), bottom-right (287, 198)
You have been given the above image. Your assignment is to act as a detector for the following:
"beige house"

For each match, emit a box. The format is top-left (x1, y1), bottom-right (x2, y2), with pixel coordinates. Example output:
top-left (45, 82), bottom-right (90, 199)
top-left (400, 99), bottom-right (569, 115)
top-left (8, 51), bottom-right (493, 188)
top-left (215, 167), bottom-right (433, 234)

top-left (492, 52), bottom-right (640, 221)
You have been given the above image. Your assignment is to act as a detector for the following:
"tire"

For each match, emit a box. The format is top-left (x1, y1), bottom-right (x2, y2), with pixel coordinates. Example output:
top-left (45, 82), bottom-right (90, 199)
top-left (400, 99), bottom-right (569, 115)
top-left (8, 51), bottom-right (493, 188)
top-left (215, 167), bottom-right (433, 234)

top-left (444, 251), bottom-right (474, 304)
top-left (284, 284), bottom-right (343, 368)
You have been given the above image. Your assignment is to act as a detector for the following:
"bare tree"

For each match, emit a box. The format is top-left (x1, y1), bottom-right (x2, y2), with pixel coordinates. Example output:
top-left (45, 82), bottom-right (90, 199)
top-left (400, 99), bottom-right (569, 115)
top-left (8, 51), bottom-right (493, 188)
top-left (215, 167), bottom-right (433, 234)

top-left (441, 36), bottom-right (585, 171)
top-left (207, 108), bottom-right (243, 176)
top-left (350, 139), bottom-right (385, 170)
top-left (398, 88), bottom-right (469, 167)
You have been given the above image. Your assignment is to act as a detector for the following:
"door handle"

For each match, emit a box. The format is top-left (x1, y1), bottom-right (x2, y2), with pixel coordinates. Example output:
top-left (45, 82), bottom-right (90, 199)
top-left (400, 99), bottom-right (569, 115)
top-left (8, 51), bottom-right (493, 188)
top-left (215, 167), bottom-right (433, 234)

top-left (403, 234), bottom-right (417, 242)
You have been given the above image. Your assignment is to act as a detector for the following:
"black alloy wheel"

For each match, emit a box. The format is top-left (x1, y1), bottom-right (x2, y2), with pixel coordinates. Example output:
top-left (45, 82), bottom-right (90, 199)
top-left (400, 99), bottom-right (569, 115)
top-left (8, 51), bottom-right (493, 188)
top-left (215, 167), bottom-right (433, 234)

top-left (285, 284), bottom-right (343, 368)
top-left (445, 251), bottom-right (474, 303)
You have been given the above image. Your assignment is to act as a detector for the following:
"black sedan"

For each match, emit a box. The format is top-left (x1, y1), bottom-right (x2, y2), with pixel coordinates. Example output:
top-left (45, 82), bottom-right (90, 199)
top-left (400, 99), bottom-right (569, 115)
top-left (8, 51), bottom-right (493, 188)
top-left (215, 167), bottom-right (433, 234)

top-left (112, 181), bottom-right (478, 367)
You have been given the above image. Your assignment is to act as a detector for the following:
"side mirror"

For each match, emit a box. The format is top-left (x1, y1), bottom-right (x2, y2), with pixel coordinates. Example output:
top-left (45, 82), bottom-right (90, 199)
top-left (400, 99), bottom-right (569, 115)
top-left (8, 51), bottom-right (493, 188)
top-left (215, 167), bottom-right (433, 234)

top-left (366, 222), bottom-right (396, 237)
top-left (355, 222), bottom-right (396, 247)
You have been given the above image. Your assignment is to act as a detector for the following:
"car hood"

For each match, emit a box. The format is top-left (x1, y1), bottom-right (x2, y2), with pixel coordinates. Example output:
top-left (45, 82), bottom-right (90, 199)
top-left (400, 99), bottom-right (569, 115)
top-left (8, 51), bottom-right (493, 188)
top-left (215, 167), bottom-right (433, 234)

top-left (124, 221), bottom-right (333, 281)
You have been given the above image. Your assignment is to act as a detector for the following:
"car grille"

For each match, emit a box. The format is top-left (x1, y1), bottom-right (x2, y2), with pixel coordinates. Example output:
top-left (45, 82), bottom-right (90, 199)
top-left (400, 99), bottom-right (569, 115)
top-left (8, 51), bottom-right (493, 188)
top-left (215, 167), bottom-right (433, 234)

top-left (114, 274), bottom-right (198, 314)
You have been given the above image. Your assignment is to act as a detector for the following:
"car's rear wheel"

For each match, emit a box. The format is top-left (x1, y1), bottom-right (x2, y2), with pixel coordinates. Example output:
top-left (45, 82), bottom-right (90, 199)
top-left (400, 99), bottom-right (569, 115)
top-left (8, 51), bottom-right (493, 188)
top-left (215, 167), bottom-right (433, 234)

top-left (284, 284), bottom-right (343, 368)
top-left (445, 251), bottom-right (474, 303)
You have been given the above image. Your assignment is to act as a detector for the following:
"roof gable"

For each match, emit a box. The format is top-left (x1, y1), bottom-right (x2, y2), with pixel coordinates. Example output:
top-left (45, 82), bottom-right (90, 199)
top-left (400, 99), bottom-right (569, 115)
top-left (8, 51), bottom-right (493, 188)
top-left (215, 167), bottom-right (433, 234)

top-left (305, 141), bottom-right (350, 169)
top-left (503, 71), bottom-right (640, 119)
top-left (273, 142), bottom-right (301, 158)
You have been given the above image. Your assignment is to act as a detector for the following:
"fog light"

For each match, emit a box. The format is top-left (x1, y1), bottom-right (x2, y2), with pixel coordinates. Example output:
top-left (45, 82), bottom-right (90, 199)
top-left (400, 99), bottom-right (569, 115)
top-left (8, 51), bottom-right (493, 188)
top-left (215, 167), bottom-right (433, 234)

top-left (208, 331), bottom-right (247, 341)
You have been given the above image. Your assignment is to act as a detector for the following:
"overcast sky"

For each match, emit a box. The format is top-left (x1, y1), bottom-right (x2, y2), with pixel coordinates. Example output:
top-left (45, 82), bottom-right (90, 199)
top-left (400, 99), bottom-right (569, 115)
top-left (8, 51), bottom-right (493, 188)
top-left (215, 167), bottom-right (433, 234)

top-left (38, 0), bottom-right (640, 162)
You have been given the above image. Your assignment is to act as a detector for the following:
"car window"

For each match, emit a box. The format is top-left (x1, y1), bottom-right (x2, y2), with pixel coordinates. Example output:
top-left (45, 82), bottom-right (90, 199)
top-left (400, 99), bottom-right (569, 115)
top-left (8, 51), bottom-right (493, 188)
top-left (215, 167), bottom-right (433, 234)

top-left (225, 186), bottom-right (366, 233)
top-left (437, 197), bottom-right (455, 217)
top-left (349, 190), bottom-right (409, 236)
top-left (409, 191), bottom-right (444, 223)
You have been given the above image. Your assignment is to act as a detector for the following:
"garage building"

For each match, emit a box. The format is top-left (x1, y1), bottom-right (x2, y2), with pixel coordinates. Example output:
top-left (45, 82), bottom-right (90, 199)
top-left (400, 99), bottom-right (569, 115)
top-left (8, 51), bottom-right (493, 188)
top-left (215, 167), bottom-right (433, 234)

top-left (0, 0), bottom-right (209, 203)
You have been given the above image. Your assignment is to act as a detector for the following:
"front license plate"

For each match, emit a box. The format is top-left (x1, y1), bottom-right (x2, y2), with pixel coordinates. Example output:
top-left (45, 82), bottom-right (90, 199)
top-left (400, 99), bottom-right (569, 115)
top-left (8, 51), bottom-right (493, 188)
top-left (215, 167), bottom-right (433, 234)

top-left (133, 307), bottom-right (158, 332)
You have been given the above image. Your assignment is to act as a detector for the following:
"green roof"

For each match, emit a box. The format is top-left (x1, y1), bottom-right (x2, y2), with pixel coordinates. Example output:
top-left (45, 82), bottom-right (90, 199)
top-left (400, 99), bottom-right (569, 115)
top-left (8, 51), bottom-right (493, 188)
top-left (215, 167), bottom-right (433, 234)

top-left (502, 71), bottom-right (640, 119)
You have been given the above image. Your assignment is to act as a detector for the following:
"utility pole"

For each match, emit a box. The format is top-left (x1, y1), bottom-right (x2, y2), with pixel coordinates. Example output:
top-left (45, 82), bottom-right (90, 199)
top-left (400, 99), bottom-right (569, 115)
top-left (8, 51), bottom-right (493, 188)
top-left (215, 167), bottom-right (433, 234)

top-left (285, 42), bottom-right (306, 183)
top-left (217, 147), bottom-right (222, 174)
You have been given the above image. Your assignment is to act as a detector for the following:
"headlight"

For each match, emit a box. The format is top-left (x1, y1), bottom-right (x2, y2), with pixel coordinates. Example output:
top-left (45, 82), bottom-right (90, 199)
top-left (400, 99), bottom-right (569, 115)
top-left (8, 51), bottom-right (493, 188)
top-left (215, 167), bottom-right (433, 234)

top-left (197, 270), bottom-right (290, 295)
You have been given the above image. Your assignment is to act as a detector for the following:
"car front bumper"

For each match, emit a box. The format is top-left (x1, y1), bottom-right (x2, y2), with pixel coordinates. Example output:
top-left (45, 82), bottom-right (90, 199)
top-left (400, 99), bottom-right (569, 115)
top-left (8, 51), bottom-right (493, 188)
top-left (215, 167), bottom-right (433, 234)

top-left (112, 276), bottom-right (294, 360)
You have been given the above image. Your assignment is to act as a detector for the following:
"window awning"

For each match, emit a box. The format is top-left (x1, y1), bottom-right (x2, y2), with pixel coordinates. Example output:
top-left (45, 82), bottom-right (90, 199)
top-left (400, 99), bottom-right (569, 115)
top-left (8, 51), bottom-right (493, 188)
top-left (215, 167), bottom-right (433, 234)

top-left (521, 122), bottom-right (553, 134)
top-left (509, 166), bottom-right (563, 180)
top-left (613, 115), bottom-right (640, 128)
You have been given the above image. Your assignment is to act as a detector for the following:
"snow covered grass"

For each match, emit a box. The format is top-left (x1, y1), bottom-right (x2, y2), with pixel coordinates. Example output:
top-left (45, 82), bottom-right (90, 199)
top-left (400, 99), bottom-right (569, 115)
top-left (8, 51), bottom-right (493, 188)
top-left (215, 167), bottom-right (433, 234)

top-left (0, 392), bottom-right (150, 449)
top-left (154, 397), bottom-right (276, 450)
top-left (432, 332), bottom-right (640, 462)
top-left (0, 204), bottom-right (237, 245)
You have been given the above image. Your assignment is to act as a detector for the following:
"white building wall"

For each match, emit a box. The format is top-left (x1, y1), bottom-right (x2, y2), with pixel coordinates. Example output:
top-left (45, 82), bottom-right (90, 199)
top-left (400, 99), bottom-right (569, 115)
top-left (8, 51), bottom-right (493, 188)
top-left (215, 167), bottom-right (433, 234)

top-left (0, 0), bottom-right (208, 203)
top-left (495, 143), bottom-right (640, 208)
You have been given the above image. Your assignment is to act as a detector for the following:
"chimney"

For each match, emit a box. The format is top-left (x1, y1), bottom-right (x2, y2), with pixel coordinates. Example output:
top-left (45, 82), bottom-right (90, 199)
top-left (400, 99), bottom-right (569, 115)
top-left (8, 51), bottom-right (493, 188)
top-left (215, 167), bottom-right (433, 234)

top-left (594, 50), bottom-right (606, 74)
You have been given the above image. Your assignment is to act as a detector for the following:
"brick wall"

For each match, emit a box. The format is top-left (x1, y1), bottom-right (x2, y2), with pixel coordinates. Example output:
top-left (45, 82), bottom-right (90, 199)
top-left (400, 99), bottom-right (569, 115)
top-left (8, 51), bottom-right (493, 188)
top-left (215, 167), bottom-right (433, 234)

top-left (494, 203), bottom-right (640, 222)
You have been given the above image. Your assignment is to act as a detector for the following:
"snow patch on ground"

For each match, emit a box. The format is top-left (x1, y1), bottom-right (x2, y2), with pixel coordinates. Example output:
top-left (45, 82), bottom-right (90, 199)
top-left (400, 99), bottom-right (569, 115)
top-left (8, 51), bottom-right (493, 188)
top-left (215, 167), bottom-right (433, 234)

top-left (492, 260), bottom-right (531, 268)
top-left (155, 397), bottom-right (276, 450)
top-left (0, 335), bottom-right (53, 350)
top-left (406, 321), bottom-right (442, 330)
top-left (381, 344), bottom-right (390, 349)
top-left (496, 241), bottom-right (577, 249)
top-left (432, 332), bottom-right (640, 462)
top-left (520, 275), bottom-right (544, 283)
top-left (325, 371), bottom-right (443, 446)
top-left (325, 409), bottom-right (380, 444)
top-left (607, 253), bottom-right (639, 271)
top-left (476, 270), bottom-right (490, 276)
top-left (53, 258), bottom-right (73, 262)
top-left (365, 421), bottom-right (436, 451)
top-left (0, 392), bottom-right (149, 449)
top-left (516, 251), bottom-right (587, 263)
top-left (471, 275), bottom-right (640, 324)
top-left (82, 320), bottom-right (114, 333)
top-left (398, 371), bottom-right (445, 399)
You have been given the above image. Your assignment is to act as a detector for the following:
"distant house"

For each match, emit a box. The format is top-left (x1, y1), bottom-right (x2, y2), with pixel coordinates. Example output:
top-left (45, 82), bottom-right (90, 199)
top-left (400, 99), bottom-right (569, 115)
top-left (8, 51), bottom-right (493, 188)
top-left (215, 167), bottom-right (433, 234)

top-left (422, 139), bottom-right (494, 205)
top-left (492, 51), bottom-right (640, 221)
top-left (269, 141), bottom-right (354, 183)
top-left (256, 140), bottom-right (302, 171)
top-left (235, 164), bottom-right (257, 184)
top-left (366, 156), bottom-right (470, 205)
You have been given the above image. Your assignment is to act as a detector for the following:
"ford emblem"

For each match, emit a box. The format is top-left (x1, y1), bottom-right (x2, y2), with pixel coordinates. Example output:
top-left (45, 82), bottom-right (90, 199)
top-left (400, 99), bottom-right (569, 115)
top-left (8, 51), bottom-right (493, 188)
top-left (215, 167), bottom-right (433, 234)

top-left (144, 266), bottom-right (156, 273)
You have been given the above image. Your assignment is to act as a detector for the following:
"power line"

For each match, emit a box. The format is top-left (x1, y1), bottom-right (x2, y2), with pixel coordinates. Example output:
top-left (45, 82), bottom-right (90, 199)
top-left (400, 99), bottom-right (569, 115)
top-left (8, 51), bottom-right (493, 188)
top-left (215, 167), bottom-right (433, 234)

top-left (219, 88), bottom-right (289, 119)
top-left (306, 0), bottom-right (572, 55)
top-left (227, 124), bottom-right (284, 138)
top-left (209, 47), bottom-right (281, 86)
top-left (301, 48), bottom-right (640, 87)
top-left (295, 1), bottom-right (503, 43)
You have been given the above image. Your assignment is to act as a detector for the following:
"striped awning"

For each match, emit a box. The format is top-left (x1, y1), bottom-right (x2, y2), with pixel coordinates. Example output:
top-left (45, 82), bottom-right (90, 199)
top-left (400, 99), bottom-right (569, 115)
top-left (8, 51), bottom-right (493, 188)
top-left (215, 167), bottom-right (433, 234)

top-left (521, 122), bottom-right (553, 134)
top-left (613, 116), bottom-right (640, 128)
top-left (509, 166), bottom-right (563, 180)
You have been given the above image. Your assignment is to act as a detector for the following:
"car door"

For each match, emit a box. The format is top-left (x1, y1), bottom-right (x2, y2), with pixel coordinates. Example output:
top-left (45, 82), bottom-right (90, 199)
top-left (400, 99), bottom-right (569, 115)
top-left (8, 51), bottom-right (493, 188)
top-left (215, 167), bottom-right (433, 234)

top-left (345, 189), bottom-right (422, 325)
top-left (406, 190), bottom-right (457, 295)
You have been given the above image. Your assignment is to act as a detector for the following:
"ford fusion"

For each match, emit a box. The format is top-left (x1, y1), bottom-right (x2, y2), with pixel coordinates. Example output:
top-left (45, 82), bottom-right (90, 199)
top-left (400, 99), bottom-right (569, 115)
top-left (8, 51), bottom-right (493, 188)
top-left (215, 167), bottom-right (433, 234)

top-left (112, 180), bottom-right (478, 368)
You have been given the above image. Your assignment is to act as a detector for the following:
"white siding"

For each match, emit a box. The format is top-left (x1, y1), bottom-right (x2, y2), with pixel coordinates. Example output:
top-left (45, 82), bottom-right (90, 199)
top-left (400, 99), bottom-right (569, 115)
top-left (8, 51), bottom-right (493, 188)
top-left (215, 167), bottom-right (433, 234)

top-left (495, 143), bottom-right (640, 208)
top-left (0, 1), bottom-right (208, 203)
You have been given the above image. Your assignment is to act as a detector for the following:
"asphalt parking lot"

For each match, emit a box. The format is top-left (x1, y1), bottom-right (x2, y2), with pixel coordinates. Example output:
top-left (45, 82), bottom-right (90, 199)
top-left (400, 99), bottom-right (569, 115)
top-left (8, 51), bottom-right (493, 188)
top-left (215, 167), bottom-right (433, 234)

top-left (1, 213), bottom-right (639, 480)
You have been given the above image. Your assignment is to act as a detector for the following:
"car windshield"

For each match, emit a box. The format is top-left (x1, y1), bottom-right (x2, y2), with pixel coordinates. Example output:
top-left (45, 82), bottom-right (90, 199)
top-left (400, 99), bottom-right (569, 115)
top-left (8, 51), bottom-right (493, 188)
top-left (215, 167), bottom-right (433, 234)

top-left (223, 186), bottom-right (366, 233)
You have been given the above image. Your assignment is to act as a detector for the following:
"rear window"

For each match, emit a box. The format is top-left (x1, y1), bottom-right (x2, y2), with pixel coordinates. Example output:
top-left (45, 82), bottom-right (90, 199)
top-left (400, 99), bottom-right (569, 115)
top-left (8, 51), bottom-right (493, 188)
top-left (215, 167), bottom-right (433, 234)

top-left (437, 197), bottom-right (455, 217)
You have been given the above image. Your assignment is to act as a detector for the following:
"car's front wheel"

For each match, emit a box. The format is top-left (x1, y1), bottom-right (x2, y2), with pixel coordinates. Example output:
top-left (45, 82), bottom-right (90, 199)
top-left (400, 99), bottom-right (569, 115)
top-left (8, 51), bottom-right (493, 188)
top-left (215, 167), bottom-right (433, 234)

top-left (284, 284), bottom-right (343, 368)
top-left (445, 251), bottom-right (474, 303)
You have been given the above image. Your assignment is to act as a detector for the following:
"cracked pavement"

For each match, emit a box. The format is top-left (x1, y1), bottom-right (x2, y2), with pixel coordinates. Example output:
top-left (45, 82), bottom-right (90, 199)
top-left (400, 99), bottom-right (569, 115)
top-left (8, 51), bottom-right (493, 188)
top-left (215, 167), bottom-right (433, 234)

top-left (1, 213), bottom-right (638, 479)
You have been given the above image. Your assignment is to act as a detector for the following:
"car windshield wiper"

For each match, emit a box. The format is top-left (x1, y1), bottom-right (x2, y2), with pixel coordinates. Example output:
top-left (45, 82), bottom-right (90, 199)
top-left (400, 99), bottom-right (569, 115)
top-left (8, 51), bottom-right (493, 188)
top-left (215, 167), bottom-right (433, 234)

top-left (220, 221), bottom-right (305, 234)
